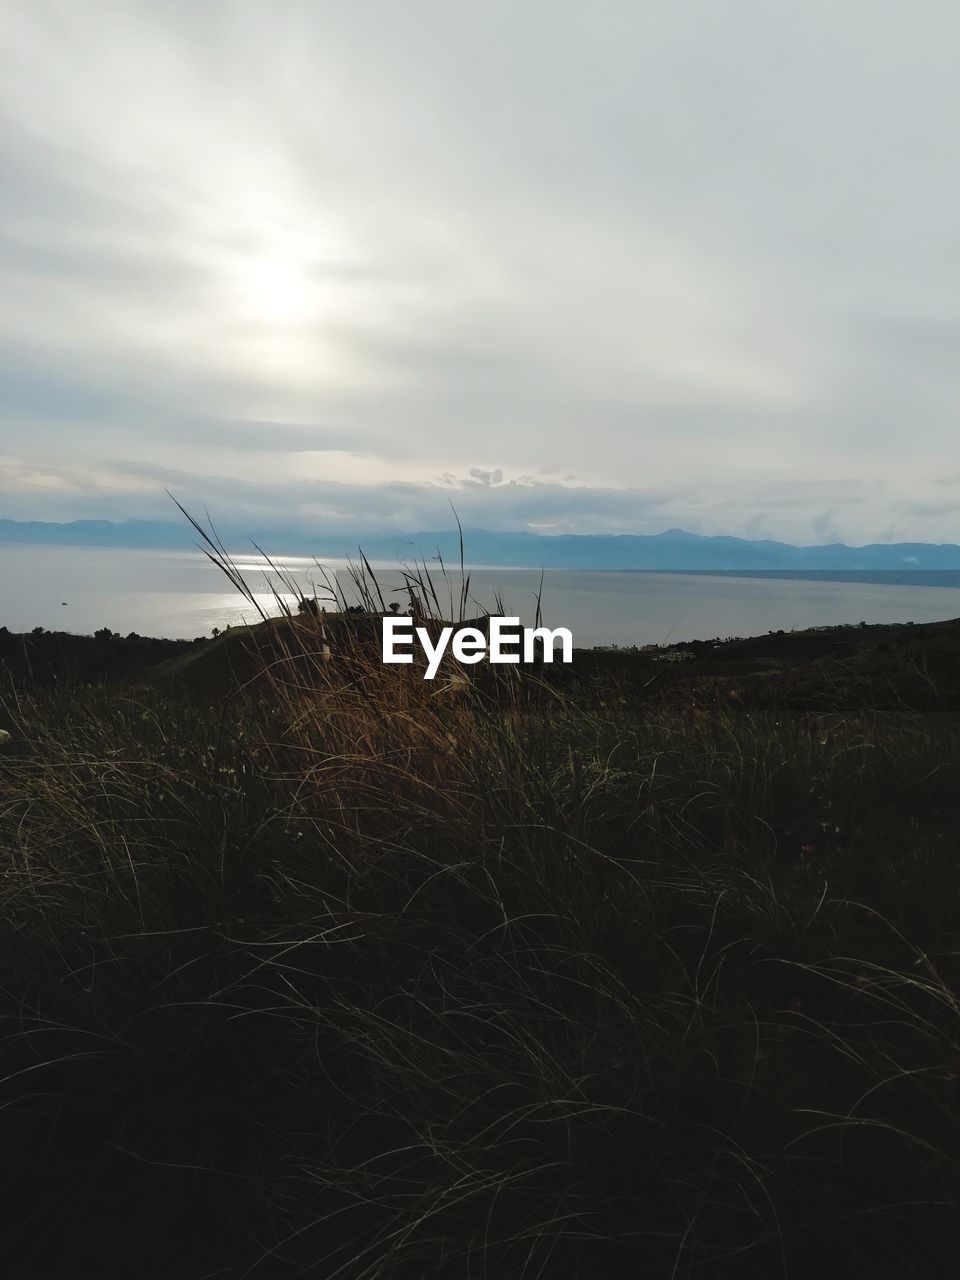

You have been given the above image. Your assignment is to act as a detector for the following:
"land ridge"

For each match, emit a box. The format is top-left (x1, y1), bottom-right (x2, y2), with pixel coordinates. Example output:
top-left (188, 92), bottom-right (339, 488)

top-left (3, 517), bottom-right (960, 572)
top-left (3, 612), bottom-right (958, 714)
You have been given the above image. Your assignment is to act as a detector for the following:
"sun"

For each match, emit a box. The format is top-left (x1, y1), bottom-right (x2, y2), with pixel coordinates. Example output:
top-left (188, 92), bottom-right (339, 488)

top-left (211, 192), bottom-right (350, 331)
top-left (233, 245), bottom-right (315, 327)
top-left (199, 189), bottom-right (362, 377)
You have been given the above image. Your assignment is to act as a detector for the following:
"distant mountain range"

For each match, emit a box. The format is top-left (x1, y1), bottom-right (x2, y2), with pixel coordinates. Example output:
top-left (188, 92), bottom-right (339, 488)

top-left (2, 518), bottom-right (960, 578)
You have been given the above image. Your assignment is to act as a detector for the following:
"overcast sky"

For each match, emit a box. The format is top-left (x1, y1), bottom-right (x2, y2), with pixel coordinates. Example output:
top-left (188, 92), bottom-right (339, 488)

top-left (2, 0), bottom-right (959, 544)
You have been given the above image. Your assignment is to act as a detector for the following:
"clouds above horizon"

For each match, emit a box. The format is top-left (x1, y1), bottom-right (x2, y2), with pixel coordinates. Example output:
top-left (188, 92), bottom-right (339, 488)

top-left (1, 0), bottom-right (959, 545)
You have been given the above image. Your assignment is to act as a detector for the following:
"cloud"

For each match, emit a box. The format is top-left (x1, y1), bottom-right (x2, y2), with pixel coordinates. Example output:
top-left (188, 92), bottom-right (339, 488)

top-left (1, 1), bottom-right (959, 544)
top-left (898, 501), bottom-right (960, 519)
top-left (810, 511), bottom-right (842, 544)
top-left (467, 468), bottom-right (504, 488)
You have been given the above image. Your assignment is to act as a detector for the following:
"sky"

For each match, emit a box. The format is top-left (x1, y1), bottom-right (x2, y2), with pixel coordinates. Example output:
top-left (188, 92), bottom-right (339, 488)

top-left (1, 0), bottom-right (959, 546)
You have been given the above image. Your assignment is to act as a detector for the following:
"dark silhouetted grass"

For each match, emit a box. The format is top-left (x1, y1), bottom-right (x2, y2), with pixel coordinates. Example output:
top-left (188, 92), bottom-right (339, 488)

top-left (0, 549), bottom-right (958, 1278)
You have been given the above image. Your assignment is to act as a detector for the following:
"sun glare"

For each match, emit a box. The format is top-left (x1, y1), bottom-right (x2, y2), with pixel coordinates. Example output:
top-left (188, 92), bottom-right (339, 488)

top-left (210, 190), bottom-right (355, 331)
top-left (239, 249), bottom-right (314, 326)
top-left (198, 186), bottom-right (368, 378)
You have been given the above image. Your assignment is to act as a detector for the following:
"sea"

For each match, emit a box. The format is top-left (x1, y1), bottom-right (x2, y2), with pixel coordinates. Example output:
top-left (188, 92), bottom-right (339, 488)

top-left (2, 544), bottom-right (960, 650)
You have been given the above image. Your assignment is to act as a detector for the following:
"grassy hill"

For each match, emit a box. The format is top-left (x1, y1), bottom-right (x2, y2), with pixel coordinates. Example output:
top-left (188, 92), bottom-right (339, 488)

top-left (6, 610), bottom-right (959, 709)
top-left (0, 613), bottom-right (959, 1276)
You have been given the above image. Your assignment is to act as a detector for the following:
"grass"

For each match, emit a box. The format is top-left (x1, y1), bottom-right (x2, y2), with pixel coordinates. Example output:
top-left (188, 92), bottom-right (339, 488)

top-left (0, 547), bottom-right (959, 1277)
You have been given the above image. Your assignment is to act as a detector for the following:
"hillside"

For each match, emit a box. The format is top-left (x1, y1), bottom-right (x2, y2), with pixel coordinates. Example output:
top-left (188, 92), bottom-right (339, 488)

top-left (1, 608), bottom-right (959, 1276)
top-left (4, 613), bottom-right (959, 716)
top-left (3, 517), bottom-right (960, 572)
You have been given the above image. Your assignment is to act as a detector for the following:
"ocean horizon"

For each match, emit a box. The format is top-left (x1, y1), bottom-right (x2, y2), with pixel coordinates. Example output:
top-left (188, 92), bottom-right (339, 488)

top-left (3, 544), bottom-right (960, 651)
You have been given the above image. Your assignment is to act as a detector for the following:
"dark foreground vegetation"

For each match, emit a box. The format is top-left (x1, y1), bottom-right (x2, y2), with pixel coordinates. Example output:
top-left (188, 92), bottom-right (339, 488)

top-left (1, 605), bottom-right (959, 1278)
